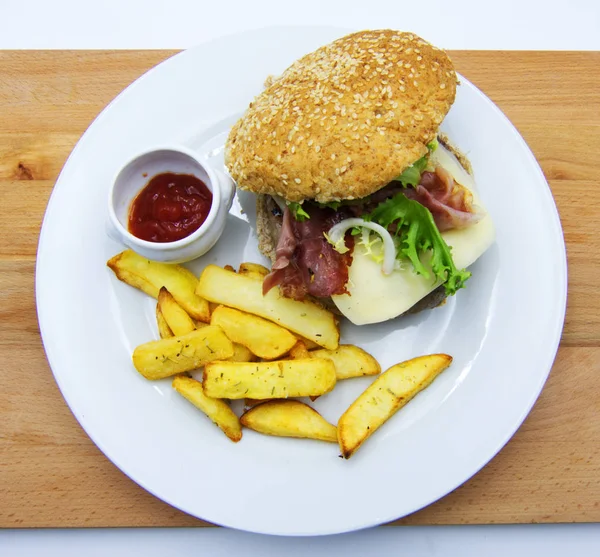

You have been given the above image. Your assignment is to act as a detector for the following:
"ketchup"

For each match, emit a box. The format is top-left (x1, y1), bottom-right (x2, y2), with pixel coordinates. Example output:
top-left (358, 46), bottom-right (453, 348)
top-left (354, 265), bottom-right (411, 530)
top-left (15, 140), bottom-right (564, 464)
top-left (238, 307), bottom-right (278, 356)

top-left (128, 173), bottom-right (212, 243)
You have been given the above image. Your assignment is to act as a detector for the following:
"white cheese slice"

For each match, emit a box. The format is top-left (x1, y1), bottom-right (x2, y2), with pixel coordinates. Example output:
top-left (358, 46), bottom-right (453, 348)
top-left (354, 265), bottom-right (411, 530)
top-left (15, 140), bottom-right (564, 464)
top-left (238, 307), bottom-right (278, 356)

top-left (331, 144), bottom-right (495, 325)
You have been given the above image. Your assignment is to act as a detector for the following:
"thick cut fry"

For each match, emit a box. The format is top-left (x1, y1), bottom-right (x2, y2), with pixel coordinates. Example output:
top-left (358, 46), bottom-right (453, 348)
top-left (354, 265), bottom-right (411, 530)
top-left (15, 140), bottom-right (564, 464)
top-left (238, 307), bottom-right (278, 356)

top-left (210, 306), bottom-right (297, 359)
top-left (238, 262), bottom-right (269, 280)
top-left (241, 400), bottom-right (337, 443)
top-left (158, 287), bottom-right (196, 336)
top-left (156, 305), bottom-right (173, 339)
top-left (107, 250), bottom-right (210, 321)
top-left (173, 375), bottom-right (242, 442)
top-left (310, 345), bottom-right (381, 380)
top-left (229, 343), bottom-right (257, 363)
top-left (288, 341), bottom-right (310, 360)
top-left (196, 265), bottom-right (339, 349)
top-left (191, 319), bottom-right (254, 362)
top-left (203, 359), bottom-right (336, 399)
top-left (338, 354), bottom-right (452, 458)
top-left (133, 326), bottom-right (234, 380)
top-left (295, 335), bottom-right (320, 351)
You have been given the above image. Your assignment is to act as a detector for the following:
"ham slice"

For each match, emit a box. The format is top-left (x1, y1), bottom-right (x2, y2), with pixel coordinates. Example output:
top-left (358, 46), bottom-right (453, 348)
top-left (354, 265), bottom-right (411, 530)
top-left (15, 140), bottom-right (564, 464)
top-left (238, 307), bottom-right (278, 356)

top-left (403, 167), bottom-right (483, 232)
top-left (262, 206), bottom-right (352, 299)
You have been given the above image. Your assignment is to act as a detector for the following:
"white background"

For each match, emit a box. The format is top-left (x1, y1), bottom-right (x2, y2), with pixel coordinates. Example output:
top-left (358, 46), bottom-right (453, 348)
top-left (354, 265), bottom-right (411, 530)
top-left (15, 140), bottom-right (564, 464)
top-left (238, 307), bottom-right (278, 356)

top-left (2, 0), bottom-right (599, 555)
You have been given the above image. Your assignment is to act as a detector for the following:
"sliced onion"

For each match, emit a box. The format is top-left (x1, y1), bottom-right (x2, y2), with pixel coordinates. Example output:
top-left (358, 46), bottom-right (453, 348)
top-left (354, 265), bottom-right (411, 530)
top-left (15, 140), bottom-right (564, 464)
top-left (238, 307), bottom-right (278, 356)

top-left (326, 218), bottom-right (397, 275)
top-left (272, 195), bottom-right (288, 212)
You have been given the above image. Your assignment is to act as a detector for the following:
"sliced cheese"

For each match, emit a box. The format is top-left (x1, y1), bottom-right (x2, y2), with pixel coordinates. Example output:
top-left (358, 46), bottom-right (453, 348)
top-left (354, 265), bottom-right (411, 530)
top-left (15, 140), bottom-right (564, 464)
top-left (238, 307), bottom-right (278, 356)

top-left (331, 144), bottom-right (495, 325)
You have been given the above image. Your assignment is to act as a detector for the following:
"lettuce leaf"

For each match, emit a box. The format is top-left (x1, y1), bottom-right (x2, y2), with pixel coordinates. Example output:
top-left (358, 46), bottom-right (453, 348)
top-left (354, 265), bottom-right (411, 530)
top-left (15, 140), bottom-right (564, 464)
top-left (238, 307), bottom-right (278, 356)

top-left (364, 193), bottom-right (470, 295)
top-left (394, 155), bottom-right (429, 187)
top-left (287, 201), bottom-right (310, 221)
top-left (394, 139), bottom-right (438, 187)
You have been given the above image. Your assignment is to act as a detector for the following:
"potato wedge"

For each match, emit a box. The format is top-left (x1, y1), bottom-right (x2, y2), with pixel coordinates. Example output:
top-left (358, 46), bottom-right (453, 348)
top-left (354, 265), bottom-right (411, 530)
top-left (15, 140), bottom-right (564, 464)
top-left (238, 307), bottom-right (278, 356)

top-left (295, 335), bottom-right (320, 351)
top-left (210, 306), bottom-right (297, 360)
top-left (230, 343), bottom-right (257, 363)
top-left (239, 262), bottom-right (269, 276)
top-left (133, 326), bottom-right (234, 380)
top-left (203, 359), bottom-right (336, 399)
top-left (107, 250), bottom-right (210, 321)
top-left (338, 354), bottom-right (452, 458)
top-left (238, 262), bottom-right (269, 280)
top-left (241, 400), bottom-right (337, 443)
top-left (158, 287), bottom-right (196, 336)
top-left (173, 375), bottom-right (242, 442)
top-left (156, 305), bottom-right (173, 339)
top-left (287, 341), bottom-right (319, 400)
top-left (191, 319), bottom-right (254, 362)
top-left (310, 345), bottom-right (381, 380)
top-left (288, 341), bottom-right (310, 360)
top-left (196, 265), bottom-right (339, 349)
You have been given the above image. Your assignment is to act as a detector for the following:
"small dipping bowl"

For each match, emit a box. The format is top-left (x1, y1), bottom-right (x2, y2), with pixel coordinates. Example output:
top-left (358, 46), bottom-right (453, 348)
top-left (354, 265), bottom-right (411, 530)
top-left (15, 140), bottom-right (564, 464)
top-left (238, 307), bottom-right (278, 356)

top-left (107, 145), bottom-right (235, 263)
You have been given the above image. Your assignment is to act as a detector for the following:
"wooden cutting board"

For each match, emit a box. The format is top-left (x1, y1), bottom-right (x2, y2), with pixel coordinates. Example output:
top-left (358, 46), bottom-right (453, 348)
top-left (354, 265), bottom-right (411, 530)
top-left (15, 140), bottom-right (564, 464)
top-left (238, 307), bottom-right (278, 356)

top-left (0, 51), bottom-right (598, 528)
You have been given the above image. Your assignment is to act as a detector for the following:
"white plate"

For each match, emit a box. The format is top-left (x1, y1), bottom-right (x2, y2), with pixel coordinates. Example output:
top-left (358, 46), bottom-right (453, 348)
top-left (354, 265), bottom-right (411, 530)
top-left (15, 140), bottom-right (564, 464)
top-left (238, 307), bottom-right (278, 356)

top-left (36, 27), bottom-right (567, 536)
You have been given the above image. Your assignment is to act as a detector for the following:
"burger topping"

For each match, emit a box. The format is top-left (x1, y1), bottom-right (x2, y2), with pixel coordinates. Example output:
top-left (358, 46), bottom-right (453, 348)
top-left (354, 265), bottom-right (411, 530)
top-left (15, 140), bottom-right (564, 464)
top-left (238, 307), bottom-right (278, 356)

top-left (325, 219), bottom-right (397, 276)
top-left (327, 192), bottom-right (471, 296)
top-left (403, 167), bottom-right (482, 232)
top-left (262, 206), bottom-right (352, 299)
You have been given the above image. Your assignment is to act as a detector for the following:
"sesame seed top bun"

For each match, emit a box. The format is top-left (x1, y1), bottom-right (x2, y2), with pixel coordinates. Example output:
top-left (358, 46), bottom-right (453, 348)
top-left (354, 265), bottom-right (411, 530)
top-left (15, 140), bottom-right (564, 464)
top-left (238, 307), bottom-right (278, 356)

top-left (225, 29), bottom-right (457, 203)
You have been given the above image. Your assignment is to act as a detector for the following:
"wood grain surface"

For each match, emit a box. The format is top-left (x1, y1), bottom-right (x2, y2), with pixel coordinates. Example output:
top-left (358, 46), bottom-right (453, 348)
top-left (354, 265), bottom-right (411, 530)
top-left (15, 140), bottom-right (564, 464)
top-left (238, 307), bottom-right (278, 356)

top-left (0, 51), bottom-right (598, 528)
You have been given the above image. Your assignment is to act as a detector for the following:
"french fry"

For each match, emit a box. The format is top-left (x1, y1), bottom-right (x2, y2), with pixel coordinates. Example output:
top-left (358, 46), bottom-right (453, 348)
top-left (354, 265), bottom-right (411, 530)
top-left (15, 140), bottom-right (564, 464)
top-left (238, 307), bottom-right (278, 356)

top-left (132, 326), bottom-right (234, 380)
top-left (158, 287), bottom-right (196, 336)
top-left (192, 318), bottom-right (255, 362)
top-left (203, 359), bottom-right (336, 400)
top-left (338, 354), bottom-right (453, 458)
top-left (210, 306), bottom-right (297, 360)
top-left (156, 305), bottom-right (173, 339)
top-left (230, 343), bottom-right (257, 363)
top-left (288, 341), bottom-right (310, 360)
top-left (310, 345), bottom-right (381, 380)
top-left (295, 335), bottom-right (320, 351)
top-left (238, 262), bottom-right (269, 280)
top-left (172, 375), bottom-right (242, 442)
top-left (241, 400), bottom-right (337, 443)
top-left (223, 264), bottom-right (236, 273)
top-left (107, 250), bottom-right (210, 321)
top-left (288, 341), bottom-right (319, 401)
top-left (196, 265), bottom-right (339, 349)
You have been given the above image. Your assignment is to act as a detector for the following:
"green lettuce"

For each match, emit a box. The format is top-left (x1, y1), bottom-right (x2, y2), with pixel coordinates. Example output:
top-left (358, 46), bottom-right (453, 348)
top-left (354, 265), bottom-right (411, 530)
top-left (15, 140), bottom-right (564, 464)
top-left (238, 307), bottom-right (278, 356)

top-left (394, 139), bottom-right (438, 187)
top-left (394, 155), bottom-right (429, 187)
top-left (287, 201), bottom-right (310, 221)
top-left (365, 193), bottom-right (470, 295)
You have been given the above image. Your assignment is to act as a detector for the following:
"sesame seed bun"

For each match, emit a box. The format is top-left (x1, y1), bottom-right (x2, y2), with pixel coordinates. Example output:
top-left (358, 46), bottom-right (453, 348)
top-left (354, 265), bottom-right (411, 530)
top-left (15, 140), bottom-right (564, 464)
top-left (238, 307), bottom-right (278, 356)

top-left (225, 29), bottom-right (457, 203)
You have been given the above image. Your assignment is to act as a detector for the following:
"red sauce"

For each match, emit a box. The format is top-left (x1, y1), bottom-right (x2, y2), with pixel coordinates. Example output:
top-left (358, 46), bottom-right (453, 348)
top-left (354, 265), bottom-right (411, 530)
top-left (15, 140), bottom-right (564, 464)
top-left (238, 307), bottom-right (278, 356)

top-left (128, 172), bottom-right (212, 243)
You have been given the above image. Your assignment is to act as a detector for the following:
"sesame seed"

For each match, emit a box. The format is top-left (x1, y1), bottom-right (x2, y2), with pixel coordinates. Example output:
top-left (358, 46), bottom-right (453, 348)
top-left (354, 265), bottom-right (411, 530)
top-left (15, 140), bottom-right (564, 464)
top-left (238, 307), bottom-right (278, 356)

top-left (307, 139), bottom-right (314, 146)
top-left (315, 145), bottom-right (321, 153)
top-left (440, 83), bottom-right (446, 89)
top-left (331, 154), bottom-right (336, 160)
top-left (294, 178), bottom-right (301, 184)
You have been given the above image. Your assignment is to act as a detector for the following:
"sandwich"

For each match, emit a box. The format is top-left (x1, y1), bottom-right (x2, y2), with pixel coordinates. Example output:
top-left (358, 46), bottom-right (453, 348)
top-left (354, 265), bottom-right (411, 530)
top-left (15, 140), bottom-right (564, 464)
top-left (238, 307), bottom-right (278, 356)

top-left (225, 30), bottom-right (495, 325)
